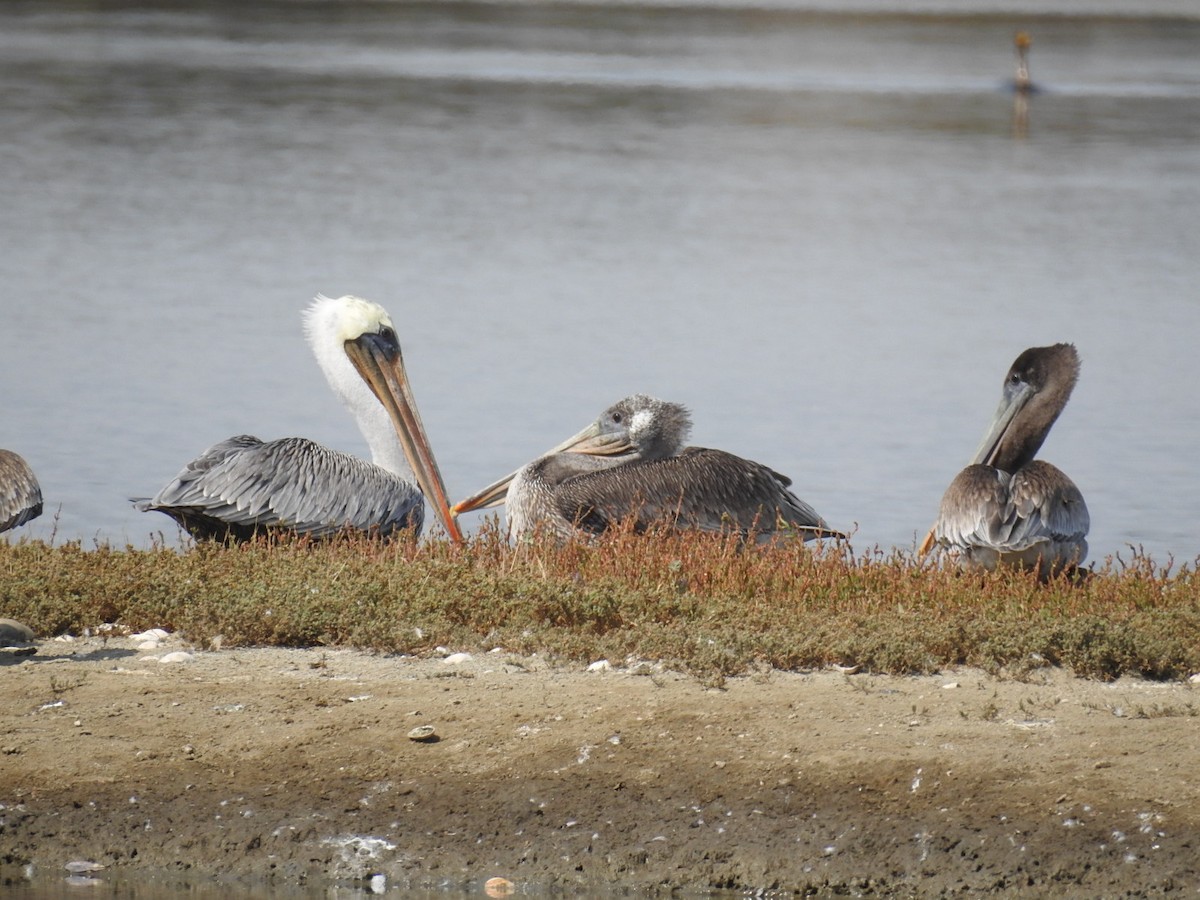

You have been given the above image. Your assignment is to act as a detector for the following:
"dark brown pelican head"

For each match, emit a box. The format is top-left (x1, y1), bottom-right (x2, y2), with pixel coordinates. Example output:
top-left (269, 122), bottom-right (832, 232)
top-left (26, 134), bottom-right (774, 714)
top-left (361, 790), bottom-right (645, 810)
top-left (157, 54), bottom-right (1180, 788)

top-left (973, 343), bottom-right (1080, 475)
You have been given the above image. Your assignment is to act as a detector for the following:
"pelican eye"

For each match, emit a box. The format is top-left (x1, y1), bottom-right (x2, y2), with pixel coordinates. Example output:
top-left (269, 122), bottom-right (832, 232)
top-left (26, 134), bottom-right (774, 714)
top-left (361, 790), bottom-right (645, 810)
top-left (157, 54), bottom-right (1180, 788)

top-left (379, 326), bottom-right (398, 345)
top-left (611, 411), bottom-right (623, 424)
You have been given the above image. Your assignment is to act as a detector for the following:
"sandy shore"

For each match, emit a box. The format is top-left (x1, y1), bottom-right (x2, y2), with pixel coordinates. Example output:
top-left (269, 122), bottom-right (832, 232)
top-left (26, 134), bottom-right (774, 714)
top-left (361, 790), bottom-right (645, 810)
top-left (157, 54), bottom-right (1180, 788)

top-left (2, 631), bottom-right (1198, 895)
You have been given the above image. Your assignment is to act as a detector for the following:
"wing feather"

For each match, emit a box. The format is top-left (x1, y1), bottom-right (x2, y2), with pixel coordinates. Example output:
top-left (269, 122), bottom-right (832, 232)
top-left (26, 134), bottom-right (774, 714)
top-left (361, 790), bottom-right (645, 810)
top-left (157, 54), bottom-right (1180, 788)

top-left (0, 450), bottom-right (43, 533)
top-left (932, 460), bottom-right (1088, 572)
top-left (553, 447), bottom-right (838, 540)
top-left (139, 435), bottom-right (423, 539)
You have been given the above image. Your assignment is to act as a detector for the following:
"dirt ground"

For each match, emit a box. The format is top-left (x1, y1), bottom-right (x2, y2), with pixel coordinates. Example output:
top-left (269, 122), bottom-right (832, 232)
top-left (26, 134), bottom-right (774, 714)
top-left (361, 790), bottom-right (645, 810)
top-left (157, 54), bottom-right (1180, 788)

top-left (2, 630), bottom-right (1199, 897)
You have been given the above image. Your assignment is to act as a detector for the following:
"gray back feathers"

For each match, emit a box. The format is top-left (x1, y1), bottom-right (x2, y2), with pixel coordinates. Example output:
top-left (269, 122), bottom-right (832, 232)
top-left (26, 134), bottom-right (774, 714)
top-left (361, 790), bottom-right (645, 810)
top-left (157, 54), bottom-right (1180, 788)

top-left (136, 436), bottom-right (423, 541)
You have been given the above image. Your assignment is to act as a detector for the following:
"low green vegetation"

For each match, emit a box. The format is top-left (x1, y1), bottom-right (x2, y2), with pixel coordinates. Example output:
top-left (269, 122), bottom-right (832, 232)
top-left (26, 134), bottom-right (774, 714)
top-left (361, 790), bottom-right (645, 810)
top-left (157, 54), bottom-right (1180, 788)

top-left (2, 524), bottom-right (1197, 681)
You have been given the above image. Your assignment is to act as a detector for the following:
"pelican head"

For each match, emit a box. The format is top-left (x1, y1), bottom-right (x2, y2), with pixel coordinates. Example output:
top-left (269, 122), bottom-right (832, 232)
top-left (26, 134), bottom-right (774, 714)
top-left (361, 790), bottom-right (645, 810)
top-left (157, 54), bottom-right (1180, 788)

top-left (537, 394), bottom-right (693, 464)
top-left (449, 394), bottom-right (691, 517)
top-left (599, 395), bottom-right (692, 461)
top-left (970, 343), bottom-right (1079, 475)
top-left (304, 294), bottom-right (462, 542)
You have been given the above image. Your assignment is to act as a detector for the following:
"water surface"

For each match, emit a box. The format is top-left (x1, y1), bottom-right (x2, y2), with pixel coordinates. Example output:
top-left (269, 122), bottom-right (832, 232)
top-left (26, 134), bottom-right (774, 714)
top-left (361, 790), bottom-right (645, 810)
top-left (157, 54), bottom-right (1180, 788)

top-left (2, 0), bottom-right (1198, 565)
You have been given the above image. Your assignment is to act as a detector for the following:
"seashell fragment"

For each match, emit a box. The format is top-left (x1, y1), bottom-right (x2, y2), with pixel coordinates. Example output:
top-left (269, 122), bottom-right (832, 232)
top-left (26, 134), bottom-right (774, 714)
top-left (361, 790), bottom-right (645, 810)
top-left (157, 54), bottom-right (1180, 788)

top-left (407, 725), bottom-right (438, 743)
top-left (485, 876), bottom-right (516, 897)
top-left (64, 860), bottom-right (105, 873)
top-left (131, 628), bottom-right (170, 643)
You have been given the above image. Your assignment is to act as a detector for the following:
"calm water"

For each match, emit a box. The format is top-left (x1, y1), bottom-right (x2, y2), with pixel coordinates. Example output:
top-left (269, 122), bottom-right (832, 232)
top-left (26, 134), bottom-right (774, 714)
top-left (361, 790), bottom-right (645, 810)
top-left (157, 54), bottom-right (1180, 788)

top-left (2, 0), bottom-right (1199, 566)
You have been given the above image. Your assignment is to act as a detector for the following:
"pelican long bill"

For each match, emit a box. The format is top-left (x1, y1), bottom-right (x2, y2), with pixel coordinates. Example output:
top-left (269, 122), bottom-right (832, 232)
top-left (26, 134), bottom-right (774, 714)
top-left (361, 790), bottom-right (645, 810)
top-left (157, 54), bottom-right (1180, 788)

top-left (451, 419), bottom-right (634, 518)
top-left (345, 333), bottom-right (463, 543)
top-left (918, 381), bottom-right (1034, 558)
top-left (967, 381), bottom-right (1035, 470)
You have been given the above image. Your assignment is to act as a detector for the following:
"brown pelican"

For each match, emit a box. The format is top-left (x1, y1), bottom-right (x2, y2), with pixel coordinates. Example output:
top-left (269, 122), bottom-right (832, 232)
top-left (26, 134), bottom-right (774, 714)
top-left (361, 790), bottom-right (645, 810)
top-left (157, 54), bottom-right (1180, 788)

top-left (1010, 30), bottom-right (1036, 138)
top-left (1012, 30), bottom-right (1034, 95)
top-left (0, 450), bottom-right (43, 533)
top-left (452, 394), bottom-right (844, 543)
top-left (135, 294), bottom-right (462, 543)
top-left (918, 343), bottom-right (1089, 578)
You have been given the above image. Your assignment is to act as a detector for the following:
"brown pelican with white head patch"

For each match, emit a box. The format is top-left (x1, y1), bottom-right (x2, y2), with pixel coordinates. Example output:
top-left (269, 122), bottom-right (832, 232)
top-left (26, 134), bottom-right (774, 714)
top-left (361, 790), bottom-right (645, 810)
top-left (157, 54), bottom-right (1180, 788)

top-left (0, 450), bottom-right (43, 533)
top-left (918, 343), bottom-right (1089, 578)
top-left (1012, 30), bottom-right (1035, 95)
top-left (1010, 30), bottom-right (1037, 138)
top-left (135, 294), bottom-right (462, 543)
top-left (452, 394), bottom-right (844, 543)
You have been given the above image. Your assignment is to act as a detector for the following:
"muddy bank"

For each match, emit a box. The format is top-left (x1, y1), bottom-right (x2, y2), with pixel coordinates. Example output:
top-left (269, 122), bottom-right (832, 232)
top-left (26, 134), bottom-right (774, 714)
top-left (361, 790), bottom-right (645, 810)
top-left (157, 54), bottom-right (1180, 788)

top-left (1, 634), bottom-right (1197, 895)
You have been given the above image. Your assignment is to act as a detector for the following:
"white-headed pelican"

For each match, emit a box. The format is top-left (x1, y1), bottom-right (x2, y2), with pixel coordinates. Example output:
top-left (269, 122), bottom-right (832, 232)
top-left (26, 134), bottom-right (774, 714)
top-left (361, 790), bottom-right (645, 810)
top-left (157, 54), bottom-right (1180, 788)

top-left (135, 294), bottom-right (461, 543)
